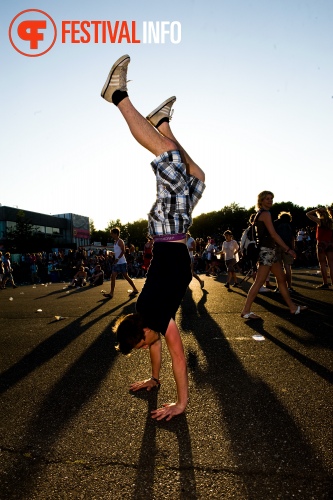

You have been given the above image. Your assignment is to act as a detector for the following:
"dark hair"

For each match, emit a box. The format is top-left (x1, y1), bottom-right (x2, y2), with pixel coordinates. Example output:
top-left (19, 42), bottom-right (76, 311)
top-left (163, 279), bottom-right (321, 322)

top-left (278, 211), bottom-right (292, 223)
top-left (113, 313), bottom-right (145, 354)
top-left (111, 227), bottom-right (120, 236)
top-left (223, 230), bottom-right (233, 237)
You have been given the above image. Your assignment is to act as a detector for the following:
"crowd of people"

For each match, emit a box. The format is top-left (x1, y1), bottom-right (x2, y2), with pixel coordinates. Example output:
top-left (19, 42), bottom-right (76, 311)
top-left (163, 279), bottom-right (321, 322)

top-left (0, 212), bottom-right (330, 291)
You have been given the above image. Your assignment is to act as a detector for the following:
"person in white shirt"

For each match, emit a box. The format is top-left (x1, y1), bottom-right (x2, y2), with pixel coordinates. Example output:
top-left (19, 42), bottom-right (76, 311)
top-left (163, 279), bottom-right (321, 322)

top-left (218, 231), bottom-right (240, 289)
top-left (103, 227), bottom-right (139, 299)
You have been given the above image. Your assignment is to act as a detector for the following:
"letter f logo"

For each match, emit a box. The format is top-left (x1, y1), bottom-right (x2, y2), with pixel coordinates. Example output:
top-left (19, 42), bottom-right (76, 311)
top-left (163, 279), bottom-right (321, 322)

top-left (9, 9), bottom-right (57, 57)
top-left (17, 20), bottom-right (47, 49)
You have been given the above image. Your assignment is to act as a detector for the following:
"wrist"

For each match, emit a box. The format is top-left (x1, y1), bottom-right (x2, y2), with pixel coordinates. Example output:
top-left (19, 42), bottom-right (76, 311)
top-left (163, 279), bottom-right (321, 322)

top-left (285, 248), bottom-right (290, 254)
top-left (151, 376), bottom-right (160, 386)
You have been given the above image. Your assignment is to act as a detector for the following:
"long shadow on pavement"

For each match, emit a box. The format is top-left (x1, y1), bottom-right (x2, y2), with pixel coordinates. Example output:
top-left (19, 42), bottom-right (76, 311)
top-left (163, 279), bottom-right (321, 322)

top-left (0, 302), bottom-right (138, 498)
top-left (131, 388), bottom-right (197, 500)
top-left (180, 288), bottom-right (331, 498)
top-left (0, 299), bottom-right (131, 394)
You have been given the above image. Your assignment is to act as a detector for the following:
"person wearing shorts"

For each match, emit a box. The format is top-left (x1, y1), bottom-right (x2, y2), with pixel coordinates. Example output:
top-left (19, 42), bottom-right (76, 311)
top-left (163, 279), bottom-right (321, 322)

top-left (306, 207), bottom-right (333, 289)
top-left (241, 191), bottom-right (307, 320)
top-left (100, 54), bottom-right (205, 420)
top-left (218, 230), bottom-right (240, 289)
top-left (103, 227), bottom-right (139, 299)
top-left (187, 232), bottom-right (204, 289)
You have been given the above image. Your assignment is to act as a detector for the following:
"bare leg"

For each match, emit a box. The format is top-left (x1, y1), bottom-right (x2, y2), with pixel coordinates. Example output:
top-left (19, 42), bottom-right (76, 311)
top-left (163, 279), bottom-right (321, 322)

top-left (285, 263), bottom-right (292, 288)
top-left (110, 271), bottom-right (117, 297)
top-left (317, 250), bottom-right (328, 284)
top-left (327, 252), bottom-right (333, 285)
top-left (117, 97), bottom-right (176, 157)
top-left (270, 262), bottom-right (298, 312)
top-left (191, 262), bottom-right (204, 287)
top-left (158, 121), bottom-right (205, 182)
top-left (241, 265), bottom-right (269, 315)
top-left (123, 273), bottom-right (139, 292)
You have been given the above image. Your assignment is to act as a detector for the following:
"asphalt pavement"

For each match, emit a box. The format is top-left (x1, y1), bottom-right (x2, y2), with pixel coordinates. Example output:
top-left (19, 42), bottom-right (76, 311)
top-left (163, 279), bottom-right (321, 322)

top-left (0, 269), bottom-right (332, 499)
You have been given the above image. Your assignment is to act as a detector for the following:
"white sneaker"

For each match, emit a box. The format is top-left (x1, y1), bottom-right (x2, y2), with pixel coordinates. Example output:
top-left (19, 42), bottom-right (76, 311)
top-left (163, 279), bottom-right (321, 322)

top-left (101, 54), bottom-right (130, 103)
top-left (259, 286), bottom-right (271, 293)
top-left (146, 96), bottom-right (176, 128)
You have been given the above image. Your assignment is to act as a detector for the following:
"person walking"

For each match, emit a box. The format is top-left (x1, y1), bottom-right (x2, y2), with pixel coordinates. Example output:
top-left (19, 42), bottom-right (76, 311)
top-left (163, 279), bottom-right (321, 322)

top-left (101, 54), bottom-right (205, 420)
top-left (241, 191), bottom-right (307, 320)
top-left (187, 232), bottom-right (204, 289)
top-left (103, 227), bottom-right (139, 299)
top-left (2, 252), bottom-right (18, 289)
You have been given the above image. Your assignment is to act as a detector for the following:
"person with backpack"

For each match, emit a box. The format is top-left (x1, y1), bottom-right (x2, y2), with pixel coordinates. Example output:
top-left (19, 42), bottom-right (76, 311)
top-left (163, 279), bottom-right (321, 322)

top-left (240, 213), bottom-right (258, 274)
top-left (274, 211), bottom-right (295, 293)
top-left (241, 191), bottom-right (308, 320)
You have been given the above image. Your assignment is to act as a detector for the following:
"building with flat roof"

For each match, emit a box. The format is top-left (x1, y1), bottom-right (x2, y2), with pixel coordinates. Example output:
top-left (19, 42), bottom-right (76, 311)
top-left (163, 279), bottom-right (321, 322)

top-left (0, 206), bottom-right (90, 250)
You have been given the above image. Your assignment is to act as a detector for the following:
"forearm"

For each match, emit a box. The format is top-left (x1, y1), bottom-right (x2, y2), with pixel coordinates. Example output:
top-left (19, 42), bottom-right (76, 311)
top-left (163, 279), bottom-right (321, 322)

top-left (149, 339), bottom-right (162, 380)
top-left (165, 319), bottom-right (188, 409)
top-left (171, 353), bottom-right (188, 409)
top-left (306, 210), bottom-right (319, 222)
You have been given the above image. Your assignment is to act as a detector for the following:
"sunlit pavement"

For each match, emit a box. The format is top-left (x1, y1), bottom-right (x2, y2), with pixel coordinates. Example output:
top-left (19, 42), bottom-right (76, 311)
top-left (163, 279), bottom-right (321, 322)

top-left (0, 270), bottom-right (332, 499)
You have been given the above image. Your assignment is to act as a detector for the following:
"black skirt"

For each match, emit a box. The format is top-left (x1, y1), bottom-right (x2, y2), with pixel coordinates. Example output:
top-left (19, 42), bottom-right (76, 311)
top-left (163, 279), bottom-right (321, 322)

top-left (136, 242), bottom-right (192, 335)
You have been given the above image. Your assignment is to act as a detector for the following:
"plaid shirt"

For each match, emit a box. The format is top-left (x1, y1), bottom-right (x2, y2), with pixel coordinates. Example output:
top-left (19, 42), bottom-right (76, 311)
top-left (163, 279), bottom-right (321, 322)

top-left (148, 150), bottom-right (205, 236)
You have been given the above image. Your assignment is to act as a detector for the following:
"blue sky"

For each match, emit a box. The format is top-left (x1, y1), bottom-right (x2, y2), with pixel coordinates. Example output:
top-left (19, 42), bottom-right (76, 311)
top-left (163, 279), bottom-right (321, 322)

top-left (1, 0), bottom-right (332, 230)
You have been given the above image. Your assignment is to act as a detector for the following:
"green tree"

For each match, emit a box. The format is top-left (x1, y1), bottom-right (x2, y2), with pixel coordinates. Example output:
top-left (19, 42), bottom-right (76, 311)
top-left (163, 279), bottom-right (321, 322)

top-left (126, 219), bottom-right (149, 249)
top-left (6, 210), bottom-right (56, 253)
top-left (6, 210), bottom-right (35, 253)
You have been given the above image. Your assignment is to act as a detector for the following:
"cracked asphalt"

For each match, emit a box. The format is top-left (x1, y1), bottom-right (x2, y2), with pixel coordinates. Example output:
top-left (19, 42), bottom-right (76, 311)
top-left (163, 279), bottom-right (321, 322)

top-left (0, 270), bottom-right (332, 499)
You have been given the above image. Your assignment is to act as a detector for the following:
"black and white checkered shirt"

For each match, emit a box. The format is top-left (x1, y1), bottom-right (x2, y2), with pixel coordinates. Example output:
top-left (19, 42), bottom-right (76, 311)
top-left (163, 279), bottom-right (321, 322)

top-left (148, 150), bottom-right (205, 236)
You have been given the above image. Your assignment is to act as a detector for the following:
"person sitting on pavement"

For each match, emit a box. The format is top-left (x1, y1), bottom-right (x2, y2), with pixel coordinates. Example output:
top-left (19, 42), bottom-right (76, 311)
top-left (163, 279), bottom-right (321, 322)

top-left (69, 265), bottom-right (88, 288)
top-left (101, 54), bottom-right (205, 420)
top-left (89, 264), bottom-right (104, 286)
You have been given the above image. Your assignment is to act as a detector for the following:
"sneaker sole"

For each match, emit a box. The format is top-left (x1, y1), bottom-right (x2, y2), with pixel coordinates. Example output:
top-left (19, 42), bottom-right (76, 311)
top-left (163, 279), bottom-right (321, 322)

top-left (101, 54), bottom-right (130, 100)
top-left (146, 96), bottom-right (176, 127)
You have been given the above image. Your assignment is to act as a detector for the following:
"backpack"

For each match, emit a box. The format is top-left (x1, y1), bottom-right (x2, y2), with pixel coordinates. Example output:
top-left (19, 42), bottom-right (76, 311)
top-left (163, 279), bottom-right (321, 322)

top-left (240, 225), bottom-right (256, 251)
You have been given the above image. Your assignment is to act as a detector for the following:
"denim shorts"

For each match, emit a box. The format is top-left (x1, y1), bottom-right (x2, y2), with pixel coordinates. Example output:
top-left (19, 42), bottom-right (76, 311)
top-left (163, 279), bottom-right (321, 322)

top-left (258, 247), bottom-right (277, 267)
top-left (112, 263), bottom-right (128, 274)
top-left (225, 258), bottom-right (237, 272)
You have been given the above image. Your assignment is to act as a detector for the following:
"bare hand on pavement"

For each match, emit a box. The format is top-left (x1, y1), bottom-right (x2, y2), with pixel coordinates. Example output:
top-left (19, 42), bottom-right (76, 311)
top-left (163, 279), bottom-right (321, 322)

top-left (130, 379), bottom-right (158, 392)
top-left (151, 402), bottom-right (185, 421)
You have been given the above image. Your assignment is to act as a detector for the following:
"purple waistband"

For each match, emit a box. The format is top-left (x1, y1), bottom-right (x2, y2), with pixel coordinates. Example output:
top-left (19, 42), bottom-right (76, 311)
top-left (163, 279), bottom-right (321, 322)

top-left (153, 233), bottom-right (186, 242)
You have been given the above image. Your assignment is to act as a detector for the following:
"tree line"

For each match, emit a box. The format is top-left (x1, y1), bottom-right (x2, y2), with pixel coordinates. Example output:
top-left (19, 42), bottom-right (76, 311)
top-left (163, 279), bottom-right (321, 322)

top-left (4, 202), bottom-right (330, 254)
top-left (91, 201), bottom-right (327, 250)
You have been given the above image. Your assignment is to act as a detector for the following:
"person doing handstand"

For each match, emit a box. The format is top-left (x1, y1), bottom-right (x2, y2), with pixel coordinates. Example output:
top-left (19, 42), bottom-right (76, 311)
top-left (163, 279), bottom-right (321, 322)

top-left (101, 54), bottom-right (205, 421)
